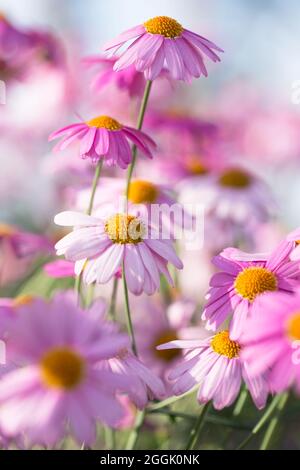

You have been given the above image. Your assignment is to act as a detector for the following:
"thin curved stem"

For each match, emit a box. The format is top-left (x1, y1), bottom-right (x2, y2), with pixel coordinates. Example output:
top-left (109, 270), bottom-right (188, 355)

top-left (126, 80), bottom-right (152, 200)
top-left (236, 394), bottom-right (283, 450)
top-left (186, 402), bottom-right (210, 450)
top-left (259, 392), bottom-right (289, 450)
top-left (108, 277), bottom-right (119, 321)
top-left (125, 410), bottom-right (146, 450)
top-left (74, 160), bottom-right (103, 304)
top-left (122, 262), bottom-right (138, 356)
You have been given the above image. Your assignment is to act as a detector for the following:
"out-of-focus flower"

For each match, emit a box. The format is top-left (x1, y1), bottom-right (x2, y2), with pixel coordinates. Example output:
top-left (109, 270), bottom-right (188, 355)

top-left (0, 293), bottom-right (131, 446)
top-left (134, 298), bottom-right (207, 388)
top-left (82, 55), bottom-right (146, 98)
top-left (49, 115), bottom-right (156, 168)
top-left (242, 291), bottom-right (300, 394)
top-left (158, 329), bottom-right (269, 410)
top-left (104, 16), bottom-right (223, 81)
top-left (109, 349), bottom-right (166, 409)
top-left (0, 223), bottom-right (51, 286)
top-left (54, 208), bottom-right (183, 295)
top-left (203, 240), bottom-right (300, 340)
top-left (43, 259), bottom-right (75, 278)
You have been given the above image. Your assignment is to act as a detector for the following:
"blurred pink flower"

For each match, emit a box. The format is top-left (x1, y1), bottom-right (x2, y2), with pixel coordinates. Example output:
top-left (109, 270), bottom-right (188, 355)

top-left (104, 16), bottom-right (223, 81)
top-left (0, 293), bottom-right (131, 446)
top-left (49, 115), bottom-right (156, 168)
top-left (158, 329), bottom-right (269, 410)
top-left (242, 291), bottom-right (300, 394)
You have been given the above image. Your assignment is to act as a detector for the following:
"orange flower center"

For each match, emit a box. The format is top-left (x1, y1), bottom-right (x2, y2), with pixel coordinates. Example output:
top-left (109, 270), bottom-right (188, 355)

top-left (154, 330), bottom-right (180, 362)
top-left (128, 180), bottom-right (158, 204)
top-left (86, 115), bottom-right (122, 130)
top-left (185, 157), bottom-right (209, 176)
top-left (286, 312), bottom-right (300, 341)
top-left (218, 168), bottom-right (251, 189)
top-left (105, 214), bottom-right (145, 244)
top-left (13, 295), bottom-right (34, 307)
top-left (234, 266), bottom-right (277, 302)
top-left (211, 330), bottom-right (240, 358)
top-left (0, 223), bottom-right (15, 237)
top-left (41, 347), bottom-right (85, 390)
top-left (144, 16), bottom-right (183, 38)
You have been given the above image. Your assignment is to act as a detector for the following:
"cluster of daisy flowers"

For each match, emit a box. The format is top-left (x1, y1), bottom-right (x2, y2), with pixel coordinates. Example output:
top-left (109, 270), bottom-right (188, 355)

top-left (1, 13), bottom-right (300, 452)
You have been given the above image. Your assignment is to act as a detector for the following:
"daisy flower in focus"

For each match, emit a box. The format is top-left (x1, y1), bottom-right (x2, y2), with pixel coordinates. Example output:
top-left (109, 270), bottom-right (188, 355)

top-left (0, 293), bottom-right (131, 446)
top-left (103, 16), bottom-right (223, 81)
top-left (49, 115), bottom-right (156, 168)
top-left (158, 329), bottom-right (269, 409)
top-left (203, 240), bottom-right (300, 340)
top-left (54, 208), bottom-right (183, 296)
top-left (242, 291), bottom-right (300, 394)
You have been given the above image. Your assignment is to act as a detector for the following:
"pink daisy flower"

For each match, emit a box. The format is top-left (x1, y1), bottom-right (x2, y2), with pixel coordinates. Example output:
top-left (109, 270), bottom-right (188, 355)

top-left (242, 291), bottom-right (300, 394)
top-left (103, 16), bottom-right (223, 82)
top-left (109, 349), bottom-right (166, 409)
top-left (203, 241), bottom-right (300, 340)
top-left (82, 55), bottom-right (146, 98)
top-left (54, 208), bottom-right (183, 296)
top-left (0, 293), bottom-right (131, 446)
top-left (157, 329), bottom-right (269, 410)
top-left (286, 227), bottom-right (300, 261)
top-left (134, 298), bottom-right (207, 390)
top-left (49, 115), bottom-right (156, 168)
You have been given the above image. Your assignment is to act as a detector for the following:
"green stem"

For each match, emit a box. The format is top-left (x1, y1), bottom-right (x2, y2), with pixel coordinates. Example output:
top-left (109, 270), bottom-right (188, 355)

top-left (125, 410), bottom-right (146, 450)
top-left (74, 160), bottom-right (103, 304)
top-left (104, 427), bottom-right (116, 450)
top-left (87, 160), bottom-right (103, 216)
top-left (148, 385), bottom-right (198, 411)
top-left (109, 277), bottom-right (119, 320)
top-left (233, 388), bottom-right (248, 416)
top-left (126, 80), bottom-right (152, 200)
top-left (186, 402), bottom-right (210, 450)
top-left (259, 392), bottom-right (289, 450)
top-left (236, 394), bottom-right (283, 450)
top-left (122, 262), bottom-right (138, 356)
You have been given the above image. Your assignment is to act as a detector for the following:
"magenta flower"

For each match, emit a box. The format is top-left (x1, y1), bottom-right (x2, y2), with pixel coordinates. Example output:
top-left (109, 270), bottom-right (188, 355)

top-left (158, 330), bottom-right (269, 410)
top-left (44, 259), bottom-right (75, 278)
top-left (103, 16), bottom-right (223, 82)
top-left (242, 291), bottom-right (300, 394)
top-left (109, 349), bottom-right (166, 409)
top-left (0, 294), bottom-right (131, 446)
top-left (54, 209), bottom-right (183, 296)
top-left (49, 115), bottom-right (156, 168)
top-left (203, 241), bottom-right (300, 340)
top-left (82, 55), bottom-right (146, 98)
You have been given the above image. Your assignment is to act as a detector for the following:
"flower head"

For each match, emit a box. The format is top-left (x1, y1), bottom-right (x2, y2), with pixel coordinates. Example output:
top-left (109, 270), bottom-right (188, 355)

top-left (203, 240), bottom-right (300, 340)
top-left (242, 291), bottom-right (300, 394)
top-left (49, 115), bottom-right (156, 168)
top-left (54, 208), bottom-right (183, 296)
top-left (103, 16), bottom-right (223, 82)
top-left (0, 293), bottom-right (131, 446)
top-left (158, 329), bottom-right (269, 409)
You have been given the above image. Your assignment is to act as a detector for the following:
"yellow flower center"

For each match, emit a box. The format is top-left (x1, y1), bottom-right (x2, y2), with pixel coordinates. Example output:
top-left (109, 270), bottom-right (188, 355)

top-left (41, 347), bottom-right (85, 390)
top-left (13, 294), bottom-right (34, 307)
top-left (144, 16), bottom-right (183, 38)
top-left (105, 214), bottom-right (145, 244)
top-left (286, 312), bottom-right (300, 341)
top-left (211, 330), bottom-right (240, 358)
top-left (295, 240), bottom-right (300, 246)
top-left (128, 180), bottom-right (158, 204)
top-left (218, 168), bottom-right (251, 189)
top-left (154, 330), bottom-right (180, 362)
top-left (86, 115), bottom-right (122, 130)
top-left (185, 158), bottom-right (209, 176)
top-left (0, 223), bottom-right (15, 237)
top-left (234, 266), bottom-right (277, 302)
